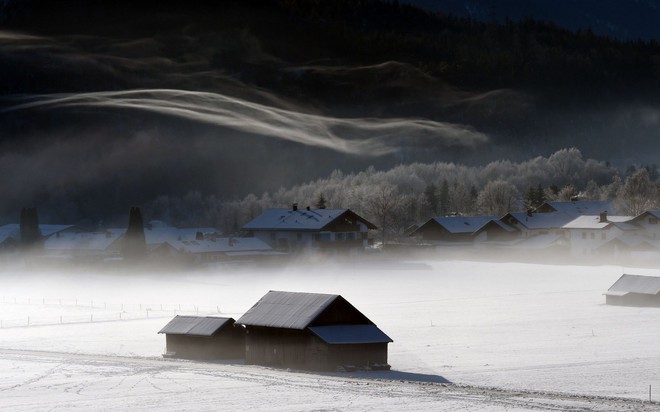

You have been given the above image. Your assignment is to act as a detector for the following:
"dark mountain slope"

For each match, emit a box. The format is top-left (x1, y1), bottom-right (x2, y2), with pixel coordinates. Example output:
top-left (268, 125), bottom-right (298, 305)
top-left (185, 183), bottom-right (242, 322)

top-left (0, 0), bottom-right (659, 223)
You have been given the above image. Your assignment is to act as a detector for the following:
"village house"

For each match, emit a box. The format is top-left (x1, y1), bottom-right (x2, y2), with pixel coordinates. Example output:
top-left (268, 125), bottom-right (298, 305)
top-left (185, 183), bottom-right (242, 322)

top-left (409, 215), bottom-right (498, 244)
top-left (159, 316), bottom-right (245, 360)
top-left (43, 229), bottom-right (125, 263)
top-left (605, 274), bottom-right (660, 307)
top-left (237, 291), bottom-right (392, 371)
top-left (500, 211), bottom-right (574, 239)
top-left (242, 205), bottom-right (376, 253)
top-left (536, 200), bottom-right (618, 215)
top-left (160, 236), bottom-right (278, 264)
top-left (562, 212), bottom-right (637, 258)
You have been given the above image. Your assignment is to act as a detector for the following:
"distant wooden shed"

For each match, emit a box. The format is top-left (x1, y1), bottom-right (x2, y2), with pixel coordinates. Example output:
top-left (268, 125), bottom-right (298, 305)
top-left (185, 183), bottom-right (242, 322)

top-left (158, 316), bottom-right (245, 360)
top-left (605, 274), bottom-right (660, 307)
top-left (237, 291), bottom-right (392, 371)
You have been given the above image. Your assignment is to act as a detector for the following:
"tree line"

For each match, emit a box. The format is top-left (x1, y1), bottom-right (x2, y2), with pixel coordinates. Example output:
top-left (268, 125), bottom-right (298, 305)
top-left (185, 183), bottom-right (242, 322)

top-left (141, 148), bottom-right (660, 241)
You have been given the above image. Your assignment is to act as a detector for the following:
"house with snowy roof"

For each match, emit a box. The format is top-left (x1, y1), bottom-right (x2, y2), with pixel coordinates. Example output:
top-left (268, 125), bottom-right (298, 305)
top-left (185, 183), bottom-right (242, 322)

top-left (605, 274), bottom-right (660, 306)
top-left (536, 200), bottom-right (618, 216)
top-left (562, 212), bottom-right (637, 258)
top-left (158, 316), bottom-right (245, 360)
top-left (43, 229), bottom-right (125, 263)
top-left (500, 211), bottom-right (574, 239)
top-left (160, 236), bottom-right (278, 264)
top-left (242, 204), bottom-right (376, 252)
top-left (629, 211), bottom-right (660, 240)
top-left (237, 290), bottom-right (392, 371)
top-left (409, 215), bottom-right (500, 244)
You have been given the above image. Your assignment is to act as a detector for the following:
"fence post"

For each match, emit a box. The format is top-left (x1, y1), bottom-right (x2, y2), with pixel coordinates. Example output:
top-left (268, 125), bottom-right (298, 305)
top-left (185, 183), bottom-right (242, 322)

top-left (90, 314), bottom-right (93, 322)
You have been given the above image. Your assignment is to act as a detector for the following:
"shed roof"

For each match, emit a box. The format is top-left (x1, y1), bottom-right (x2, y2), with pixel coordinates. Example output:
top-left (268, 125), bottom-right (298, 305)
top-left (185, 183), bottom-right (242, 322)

top-left (309, 324), bottom-right (393, 344)
top-left (237, 291), bottom-right (342, 330)
top-left (158, 316), bottom-right (235, 336)
top-left (242, 208), bottom-right (376, 232)
top-left (606, 274), bottom-right (660, 296)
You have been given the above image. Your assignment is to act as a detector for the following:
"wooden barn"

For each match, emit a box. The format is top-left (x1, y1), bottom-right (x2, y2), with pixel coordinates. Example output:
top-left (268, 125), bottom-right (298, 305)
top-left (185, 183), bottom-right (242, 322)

top-left (605, 274), bottom-right (660, 307)
top-left (236, 291), bottom-right (392, 371)
top-left (158, 316), bottom-right (245, 360)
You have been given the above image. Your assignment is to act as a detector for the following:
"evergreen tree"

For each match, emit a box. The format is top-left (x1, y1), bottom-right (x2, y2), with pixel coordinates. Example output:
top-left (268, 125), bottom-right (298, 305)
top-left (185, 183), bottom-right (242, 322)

top-left (314, 193), bottom-right (327, 209)
top-left (424, 183), bottom-right (438, 215)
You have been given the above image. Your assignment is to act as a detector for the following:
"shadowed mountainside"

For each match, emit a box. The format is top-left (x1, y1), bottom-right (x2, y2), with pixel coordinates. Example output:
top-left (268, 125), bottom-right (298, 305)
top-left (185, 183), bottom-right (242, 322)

top-left (1, 0), bottom-right (660, 223)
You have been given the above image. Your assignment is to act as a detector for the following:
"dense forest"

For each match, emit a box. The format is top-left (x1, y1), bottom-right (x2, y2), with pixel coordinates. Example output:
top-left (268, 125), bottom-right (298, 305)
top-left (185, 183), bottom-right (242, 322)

top-left (1, 0), bottom-right (660, 226)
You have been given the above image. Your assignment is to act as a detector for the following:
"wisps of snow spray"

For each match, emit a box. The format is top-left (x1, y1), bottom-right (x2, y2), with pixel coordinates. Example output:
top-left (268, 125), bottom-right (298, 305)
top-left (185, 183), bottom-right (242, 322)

top-left (1, 89), bottom-right (489, 156)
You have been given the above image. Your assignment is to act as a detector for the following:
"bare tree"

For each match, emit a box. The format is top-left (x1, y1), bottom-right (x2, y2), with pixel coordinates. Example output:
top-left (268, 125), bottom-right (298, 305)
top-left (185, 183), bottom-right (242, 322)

top-left (617, 168), bottom-right (658, 215)
top-left (477, 180), bottom-right (518, 217)
top-left (366, 184), bottom-right (402, 247)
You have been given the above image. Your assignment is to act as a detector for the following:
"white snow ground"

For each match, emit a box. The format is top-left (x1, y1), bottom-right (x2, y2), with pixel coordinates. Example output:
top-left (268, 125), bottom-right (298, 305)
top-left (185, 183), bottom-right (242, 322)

top-left (1, 260), bottom-right (660, 411)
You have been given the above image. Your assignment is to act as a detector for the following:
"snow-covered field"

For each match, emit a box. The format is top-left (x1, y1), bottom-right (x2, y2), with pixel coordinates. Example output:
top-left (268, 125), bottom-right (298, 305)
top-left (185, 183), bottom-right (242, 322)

top-left (1, 260), bottom-right (660, 411)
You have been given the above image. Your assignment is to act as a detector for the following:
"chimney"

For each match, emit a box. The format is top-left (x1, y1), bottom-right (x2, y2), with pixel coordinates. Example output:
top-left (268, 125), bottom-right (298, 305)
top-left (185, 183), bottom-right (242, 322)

top-left (292, 203), bottom-right (298, 211)
top-left (599, 211), bottom-right (607, 223)
top-left (195, 231), bottom-right (204, 241)
top-left (526, 208), bottom-right (533, 217)
top-left (306, 206), bottom-right (311, 211)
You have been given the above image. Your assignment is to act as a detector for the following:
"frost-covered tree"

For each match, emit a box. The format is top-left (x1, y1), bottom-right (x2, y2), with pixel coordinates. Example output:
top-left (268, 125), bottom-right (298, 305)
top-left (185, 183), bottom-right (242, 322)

top-left (617, 168), bottom-right (658, 215)
top-left (477, 180), bottom-right (519, 217)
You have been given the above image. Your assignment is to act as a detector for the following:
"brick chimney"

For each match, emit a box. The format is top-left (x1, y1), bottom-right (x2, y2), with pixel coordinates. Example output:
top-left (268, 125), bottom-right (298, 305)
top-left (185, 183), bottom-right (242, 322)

top-left (599, 211), bottom-right (608, 223)
top-left (292, 203), bottom-right (298, 211)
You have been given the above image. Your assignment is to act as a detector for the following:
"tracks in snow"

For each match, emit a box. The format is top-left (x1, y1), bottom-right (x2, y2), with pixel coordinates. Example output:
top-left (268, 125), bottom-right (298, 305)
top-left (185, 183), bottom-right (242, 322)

top-left (0, 348), bottom-right (658, 412)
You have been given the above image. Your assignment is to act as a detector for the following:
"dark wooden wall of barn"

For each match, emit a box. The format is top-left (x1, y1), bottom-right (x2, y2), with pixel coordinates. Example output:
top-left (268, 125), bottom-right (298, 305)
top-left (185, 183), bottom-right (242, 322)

top-left (245, 327), bottom-right (311, 368)
top-left (165, 328), bottom-right (245, 360)
top-left (327, 342), bottom-right (388, 367)
top-left (606, 293), bottom-right (660, 307)
top-left (245, 327), bottom-right (389, 371)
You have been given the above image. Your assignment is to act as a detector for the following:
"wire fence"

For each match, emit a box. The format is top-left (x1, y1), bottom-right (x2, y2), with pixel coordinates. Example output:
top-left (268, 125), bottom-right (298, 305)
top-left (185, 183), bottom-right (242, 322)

top-left (0, 296), bottom-right (223, 329)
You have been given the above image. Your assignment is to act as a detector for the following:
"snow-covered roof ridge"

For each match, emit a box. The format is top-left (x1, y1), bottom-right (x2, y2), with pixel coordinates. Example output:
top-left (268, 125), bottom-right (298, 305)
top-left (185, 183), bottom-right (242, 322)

top-left (541, 200), bottom-right (618, 215)
top-left (158, 316), bottom-right (235, 336)
top-left (237, 290), bottom-right (343, 330)
top-left (562, 215), bottom-right (635, 230)
top-left (242, 208), bottom-right (376, 231)
top-left (429, 215), bottom-right (497, 234)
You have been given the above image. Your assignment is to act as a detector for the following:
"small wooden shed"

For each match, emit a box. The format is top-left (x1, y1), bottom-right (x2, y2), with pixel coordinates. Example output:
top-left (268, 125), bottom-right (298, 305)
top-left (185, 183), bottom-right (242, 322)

top-left (605, 274), bottom-right (660, 307)
top-left (158, 316), bottom-right (245, 360)
top-left (237, 291), bottom-right (392, 371)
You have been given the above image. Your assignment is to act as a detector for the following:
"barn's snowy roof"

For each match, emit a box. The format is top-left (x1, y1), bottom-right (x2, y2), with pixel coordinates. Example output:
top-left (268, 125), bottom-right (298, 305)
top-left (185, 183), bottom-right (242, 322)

top-left (242, 208), bottom-right (376, 232)
top-left (158, 316), bottom-right (235, 336)
top-left (166, 237), bottom-right (271, 254)
top-left (563, 215), bottom-right (635, 230)
top-left (541, 200), bottom-right (618, 216)
top-left (309, 325), bottom-right (392, 344)
top-left (237, 291), bottom-right (340, 330)
top-left (606, 274), bottom-right (660, 296)
top-left (504, 212), bottom-right (574, 230)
